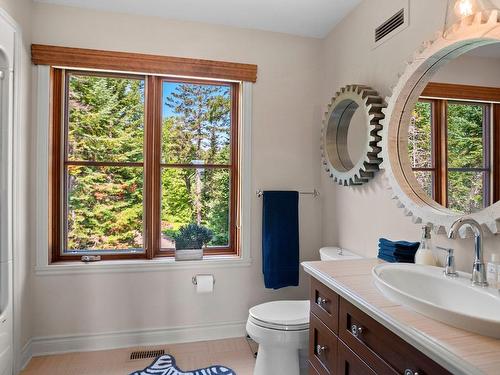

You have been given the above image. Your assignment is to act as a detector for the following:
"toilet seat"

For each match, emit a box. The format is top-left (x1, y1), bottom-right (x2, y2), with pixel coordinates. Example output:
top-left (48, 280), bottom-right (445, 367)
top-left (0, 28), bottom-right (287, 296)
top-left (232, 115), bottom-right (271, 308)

top-left (249, 300), bottom-right (310, 331)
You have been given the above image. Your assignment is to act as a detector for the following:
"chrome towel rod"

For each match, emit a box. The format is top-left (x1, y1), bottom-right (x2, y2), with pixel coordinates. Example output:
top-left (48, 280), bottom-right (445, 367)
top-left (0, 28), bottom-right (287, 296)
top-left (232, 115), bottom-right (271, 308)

top-left (256, 189), bottom-right (320, 198)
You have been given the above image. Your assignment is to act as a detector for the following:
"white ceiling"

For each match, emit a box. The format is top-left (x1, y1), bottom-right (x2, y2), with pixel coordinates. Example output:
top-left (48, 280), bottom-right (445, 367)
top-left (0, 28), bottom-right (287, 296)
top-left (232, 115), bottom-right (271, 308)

top-left (33, 0), bottom-right (362, 38)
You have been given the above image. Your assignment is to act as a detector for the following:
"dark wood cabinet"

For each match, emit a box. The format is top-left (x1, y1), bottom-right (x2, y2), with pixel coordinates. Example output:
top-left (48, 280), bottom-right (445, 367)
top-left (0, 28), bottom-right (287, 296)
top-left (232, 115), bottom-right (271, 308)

top-left (308, 277), bottom-right (452, 375)
top-left (309, 313), bottom-right (338, 375)
top-left (337, 341), bottom-right (376, 375)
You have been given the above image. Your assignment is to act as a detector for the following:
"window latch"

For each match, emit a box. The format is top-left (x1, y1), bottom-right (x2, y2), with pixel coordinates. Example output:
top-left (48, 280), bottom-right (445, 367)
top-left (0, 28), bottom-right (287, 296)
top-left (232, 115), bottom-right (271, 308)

top-left (81, 255), bottom-right (101, 263)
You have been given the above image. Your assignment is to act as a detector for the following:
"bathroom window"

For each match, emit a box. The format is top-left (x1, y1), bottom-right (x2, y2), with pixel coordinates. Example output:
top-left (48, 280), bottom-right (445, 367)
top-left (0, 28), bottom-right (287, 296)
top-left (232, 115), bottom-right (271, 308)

top-left (409, 84), bottom-right (500, 213)
top-left (50, 70), bottom-right (240, 262)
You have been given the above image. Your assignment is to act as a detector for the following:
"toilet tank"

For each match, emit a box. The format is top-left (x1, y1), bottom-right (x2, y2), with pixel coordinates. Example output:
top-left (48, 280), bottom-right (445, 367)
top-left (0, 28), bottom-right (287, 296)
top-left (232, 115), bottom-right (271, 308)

top-left (320, 247), bottom-right (362, 261)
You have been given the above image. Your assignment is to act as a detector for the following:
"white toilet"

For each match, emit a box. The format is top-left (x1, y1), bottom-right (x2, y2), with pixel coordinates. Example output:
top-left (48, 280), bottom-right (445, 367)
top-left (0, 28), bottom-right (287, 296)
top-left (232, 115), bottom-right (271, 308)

top-left (246, 300), bottom-right (310, 375)
top-left (247, 247), bottom-right (362, 375)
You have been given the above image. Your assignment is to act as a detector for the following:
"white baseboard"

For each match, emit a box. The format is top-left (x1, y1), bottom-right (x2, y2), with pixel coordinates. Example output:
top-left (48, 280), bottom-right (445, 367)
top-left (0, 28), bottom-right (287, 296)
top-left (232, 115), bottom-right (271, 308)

top-left (30, 320), bottom-right (247, 357)
top-left (19, 340), bottom-right (32, 372)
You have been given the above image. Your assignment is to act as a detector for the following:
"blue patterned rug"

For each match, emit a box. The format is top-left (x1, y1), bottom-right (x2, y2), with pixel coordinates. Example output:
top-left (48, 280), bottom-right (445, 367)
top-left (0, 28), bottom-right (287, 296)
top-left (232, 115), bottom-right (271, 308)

top-left (130, 354), bottom-right (236, 375)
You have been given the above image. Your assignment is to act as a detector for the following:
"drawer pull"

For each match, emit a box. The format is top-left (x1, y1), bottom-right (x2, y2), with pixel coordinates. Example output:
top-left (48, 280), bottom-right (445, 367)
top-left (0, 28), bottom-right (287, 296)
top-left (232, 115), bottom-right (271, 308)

top-left (351, 324), bottom-right (364, 338)
top-left (316, 344), bottom-right (328, 355)
top-left (316, 296), bottom-right (328, 306)
top-left (404, 370), bottom-right (419, 375)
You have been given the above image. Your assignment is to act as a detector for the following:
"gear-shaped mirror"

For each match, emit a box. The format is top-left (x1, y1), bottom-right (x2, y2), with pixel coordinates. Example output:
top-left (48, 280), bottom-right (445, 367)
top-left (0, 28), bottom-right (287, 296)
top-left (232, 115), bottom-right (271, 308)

top-left (321, 85), bottom-right (385, 186)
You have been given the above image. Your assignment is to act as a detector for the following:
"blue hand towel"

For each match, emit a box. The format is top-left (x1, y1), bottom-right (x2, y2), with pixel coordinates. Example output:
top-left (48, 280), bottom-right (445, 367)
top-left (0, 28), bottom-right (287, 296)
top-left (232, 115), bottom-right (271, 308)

top-left (262, 191), bottom-right (300, 289)
top-left (378, 245), bottom-right (418, 257)
top-left (378, 247), bottom-right (416, 259)
top-left (378, 238), bottom-right (419, 264)
top-left (377, 253), bottom-right (397, 263)
top-left (379, 238), bottom-right (420, 249)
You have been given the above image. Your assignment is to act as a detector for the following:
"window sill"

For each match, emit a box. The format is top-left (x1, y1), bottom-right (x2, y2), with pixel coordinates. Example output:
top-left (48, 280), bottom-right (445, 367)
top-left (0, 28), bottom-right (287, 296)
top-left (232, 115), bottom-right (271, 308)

top-left (35, 255), bottom-right (252, 276)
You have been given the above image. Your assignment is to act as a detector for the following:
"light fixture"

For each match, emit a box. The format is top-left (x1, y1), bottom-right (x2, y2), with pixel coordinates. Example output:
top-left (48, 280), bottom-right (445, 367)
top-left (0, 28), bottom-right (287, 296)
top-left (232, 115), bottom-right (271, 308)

top-left (444, 0), bottom-right (500, 37)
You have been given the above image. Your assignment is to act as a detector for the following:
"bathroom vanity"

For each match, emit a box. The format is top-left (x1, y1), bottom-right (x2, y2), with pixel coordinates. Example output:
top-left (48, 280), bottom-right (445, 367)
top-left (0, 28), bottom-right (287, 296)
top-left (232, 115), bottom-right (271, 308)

top-left (303, 259), bottom-right (500, 375)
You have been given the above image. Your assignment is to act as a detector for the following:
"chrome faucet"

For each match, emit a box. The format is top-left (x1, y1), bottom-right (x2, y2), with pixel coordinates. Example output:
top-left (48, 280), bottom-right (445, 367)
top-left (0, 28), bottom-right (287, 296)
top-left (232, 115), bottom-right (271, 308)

top-left (447, 218), bottom-right (488, 287)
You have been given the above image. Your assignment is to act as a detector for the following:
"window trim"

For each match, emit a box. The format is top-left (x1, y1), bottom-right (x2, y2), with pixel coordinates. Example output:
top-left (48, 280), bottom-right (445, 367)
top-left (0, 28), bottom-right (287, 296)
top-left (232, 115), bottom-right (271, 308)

top-left (49, 69), bottom-right (241, 262)
top-left (415, 82), bottom-right (500, 210)
top-left (32, 44), bottom-right (258, 83)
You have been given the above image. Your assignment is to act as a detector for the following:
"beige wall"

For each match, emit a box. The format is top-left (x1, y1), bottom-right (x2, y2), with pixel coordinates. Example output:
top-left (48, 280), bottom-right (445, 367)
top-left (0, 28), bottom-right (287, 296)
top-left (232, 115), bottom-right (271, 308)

top-left (432, 53), bottom-right (500, 87)
top-left (320, 0), bottom-right (500, 272)
top-left (29, 3), bottom-right (323, 338)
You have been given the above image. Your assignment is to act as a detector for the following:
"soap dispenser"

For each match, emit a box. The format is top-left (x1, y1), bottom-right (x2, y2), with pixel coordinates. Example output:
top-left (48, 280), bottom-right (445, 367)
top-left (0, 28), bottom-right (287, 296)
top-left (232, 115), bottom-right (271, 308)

top-left (415, 225), bottom-right (437, 266)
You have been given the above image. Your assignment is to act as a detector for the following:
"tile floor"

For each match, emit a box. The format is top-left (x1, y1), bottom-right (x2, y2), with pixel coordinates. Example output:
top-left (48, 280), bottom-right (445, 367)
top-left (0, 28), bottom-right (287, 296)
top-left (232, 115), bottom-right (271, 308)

top-left (21, 337), bottom-right (256, 375)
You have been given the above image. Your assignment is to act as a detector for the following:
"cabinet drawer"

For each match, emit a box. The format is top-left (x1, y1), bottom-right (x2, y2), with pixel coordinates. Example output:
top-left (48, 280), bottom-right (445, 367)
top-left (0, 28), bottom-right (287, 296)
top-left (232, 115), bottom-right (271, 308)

top-left (339, 298), bottom-right (451, 375)
top-left (310, 313), bottom-right (338, 375)
top-left (337, 340), bottom-right (376, 375)
top-left (310, 278), bottom-right (339, 333)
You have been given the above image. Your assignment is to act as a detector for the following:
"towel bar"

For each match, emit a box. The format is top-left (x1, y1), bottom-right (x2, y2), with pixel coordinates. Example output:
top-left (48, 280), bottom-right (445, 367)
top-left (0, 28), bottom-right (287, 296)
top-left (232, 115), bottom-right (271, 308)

top-left (256, 189), bottom-right (320, 198)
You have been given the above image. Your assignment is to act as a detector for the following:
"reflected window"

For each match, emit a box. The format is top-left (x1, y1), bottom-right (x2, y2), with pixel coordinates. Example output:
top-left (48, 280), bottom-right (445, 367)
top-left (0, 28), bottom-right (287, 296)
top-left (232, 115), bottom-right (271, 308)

top-left (409, 86), bottom-right (494, 214)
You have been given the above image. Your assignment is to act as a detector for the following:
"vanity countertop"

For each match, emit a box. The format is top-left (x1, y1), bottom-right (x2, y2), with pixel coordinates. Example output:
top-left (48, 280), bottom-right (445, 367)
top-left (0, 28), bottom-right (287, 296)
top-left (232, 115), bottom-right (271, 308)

top-left (302, 258), bottom-right (500, 375)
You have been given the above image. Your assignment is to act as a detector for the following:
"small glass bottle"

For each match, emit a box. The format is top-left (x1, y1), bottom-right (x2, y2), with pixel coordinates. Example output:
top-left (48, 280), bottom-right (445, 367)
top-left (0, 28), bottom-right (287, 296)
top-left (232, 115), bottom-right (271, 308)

top-left (487, 253), bottom-right (500, 288)
top-left (415, 225), bottom-right (437, 266)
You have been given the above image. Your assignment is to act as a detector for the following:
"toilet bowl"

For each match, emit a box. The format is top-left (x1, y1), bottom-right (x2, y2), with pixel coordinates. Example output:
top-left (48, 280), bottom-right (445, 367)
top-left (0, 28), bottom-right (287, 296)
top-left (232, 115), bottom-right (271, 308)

top-left (246, 300), bottom-right (309, 375)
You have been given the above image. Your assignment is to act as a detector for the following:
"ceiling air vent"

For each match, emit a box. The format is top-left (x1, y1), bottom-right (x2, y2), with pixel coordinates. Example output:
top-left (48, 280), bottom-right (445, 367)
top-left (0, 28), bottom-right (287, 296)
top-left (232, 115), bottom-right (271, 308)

top-left (375, 8), bottom-right (405, 44)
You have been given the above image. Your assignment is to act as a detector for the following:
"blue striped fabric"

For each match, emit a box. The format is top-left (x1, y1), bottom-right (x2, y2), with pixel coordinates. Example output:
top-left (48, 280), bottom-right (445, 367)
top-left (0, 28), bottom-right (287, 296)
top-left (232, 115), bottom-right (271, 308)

top-left (130, 354), bottom-right (236, 375)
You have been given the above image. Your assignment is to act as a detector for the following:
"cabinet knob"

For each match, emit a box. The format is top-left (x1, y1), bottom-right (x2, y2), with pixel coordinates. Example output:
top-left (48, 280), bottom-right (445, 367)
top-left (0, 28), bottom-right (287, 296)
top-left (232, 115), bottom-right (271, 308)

top-left (351, 324), bottom-right (364, 338)
top-left (316, 296), bottom-right (328, 306)
top-left (404, 370), bottom-right (419, 375)
top-left (316, 344), bottom-right (328, 355)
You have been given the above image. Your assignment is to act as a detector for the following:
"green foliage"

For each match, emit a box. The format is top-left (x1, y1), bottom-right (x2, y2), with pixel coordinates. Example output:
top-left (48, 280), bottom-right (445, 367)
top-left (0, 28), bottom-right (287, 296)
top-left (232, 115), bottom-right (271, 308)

top-left (172, 223), bottom-right (213, 250)
top-left (161, 83), bottom-right (231, 247)
top-left (67, 75), bottom-right (145, 251)
top-left (447, 103), bottom-right (485, 213)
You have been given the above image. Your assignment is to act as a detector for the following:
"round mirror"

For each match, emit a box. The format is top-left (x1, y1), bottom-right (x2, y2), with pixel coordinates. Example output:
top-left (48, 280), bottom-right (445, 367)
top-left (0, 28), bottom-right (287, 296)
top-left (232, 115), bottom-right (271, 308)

top-left (382, 15), bottom-right (500, 235)
top-left (321, 85), bottom-right (385, 186)
top-left (405, 43), bottom-right (500, 215)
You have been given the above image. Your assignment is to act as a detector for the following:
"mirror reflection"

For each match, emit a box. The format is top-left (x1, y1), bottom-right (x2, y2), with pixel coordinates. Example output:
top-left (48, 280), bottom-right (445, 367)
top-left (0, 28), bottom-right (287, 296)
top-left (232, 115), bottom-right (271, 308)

top-left (408, 43), bottom-right (500, 214)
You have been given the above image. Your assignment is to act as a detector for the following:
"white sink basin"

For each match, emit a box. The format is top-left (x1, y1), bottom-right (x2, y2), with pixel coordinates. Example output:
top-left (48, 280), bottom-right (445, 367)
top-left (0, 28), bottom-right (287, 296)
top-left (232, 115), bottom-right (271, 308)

top-left (373, 263), bottom-right (500, 338)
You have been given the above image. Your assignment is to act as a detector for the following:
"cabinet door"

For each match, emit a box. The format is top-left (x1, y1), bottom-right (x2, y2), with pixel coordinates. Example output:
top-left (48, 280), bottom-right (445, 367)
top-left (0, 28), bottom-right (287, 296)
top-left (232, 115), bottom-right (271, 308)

top-left (337, 341), bottom-right (376, 375)
top-left (310, 313), bottom-right (338, 375)
top-left (339, 298), bottom-right (451, 375)
top-left (311, 278), bottom-right (339, 333)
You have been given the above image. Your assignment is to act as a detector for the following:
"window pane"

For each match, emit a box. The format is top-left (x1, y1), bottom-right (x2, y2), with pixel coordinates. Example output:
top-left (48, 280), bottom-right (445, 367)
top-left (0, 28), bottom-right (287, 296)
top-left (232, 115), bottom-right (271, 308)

top-left (162, 82), bottom-right (232, 165)
top-left (448, 171), bottom-right (486, 213)
top-left (408, 101), bottom-right (433, 168)
top-left (67, 74), bottom-right (145, 162)
top-left (65, 165), bottom-right (144, 252)
top-left (413, 170), bottom-right (434, 198)
top-left (161, 167), bottom-right (231, 249)
top-left (447, 103), bottom-right (485, 169)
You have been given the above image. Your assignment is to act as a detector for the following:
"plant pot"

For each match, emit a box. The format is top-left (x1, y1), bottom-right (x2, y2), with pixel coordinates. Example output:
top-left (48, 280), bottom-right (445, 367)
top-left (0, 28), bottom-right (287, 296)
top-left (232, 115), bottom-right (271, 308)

top-left (175, 248), bottom-right (203, 261)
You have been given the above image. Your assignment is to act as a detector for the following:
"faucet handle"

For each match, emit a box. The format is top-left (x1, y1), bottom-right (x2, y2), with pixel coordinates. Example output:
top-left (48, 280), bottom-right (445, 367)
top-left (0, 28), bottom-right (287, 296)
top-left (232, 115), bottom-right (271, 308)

top-left (437, 247), bottom-right (458, 277)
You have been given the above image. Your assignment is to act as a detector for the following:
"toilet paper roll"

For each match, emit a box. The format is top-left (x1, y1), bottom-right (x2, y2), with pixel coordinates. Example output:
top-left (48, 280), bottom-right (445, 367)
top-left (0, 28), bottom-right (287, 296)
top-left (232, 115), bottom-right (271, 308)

top-left (195, 275), bottom-right (214, 294)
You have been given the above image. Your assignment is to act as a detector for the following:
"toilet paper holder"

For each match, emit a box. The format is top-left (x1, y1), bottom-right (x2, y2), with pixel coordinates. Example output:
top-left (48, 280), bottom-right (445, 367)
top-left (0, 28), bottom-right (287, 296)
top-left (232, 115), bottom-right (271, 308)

top-left (192, 274), bottom-right (216, 286)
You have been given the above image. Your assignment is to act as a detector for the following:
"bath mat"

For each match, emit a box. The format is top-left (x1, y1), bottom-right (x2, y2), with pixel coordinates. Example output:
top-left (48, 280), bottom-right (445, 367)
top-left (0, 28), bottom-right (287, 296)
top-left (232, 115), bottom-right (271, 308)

top-left (130, 354), bottom-right (236, 375)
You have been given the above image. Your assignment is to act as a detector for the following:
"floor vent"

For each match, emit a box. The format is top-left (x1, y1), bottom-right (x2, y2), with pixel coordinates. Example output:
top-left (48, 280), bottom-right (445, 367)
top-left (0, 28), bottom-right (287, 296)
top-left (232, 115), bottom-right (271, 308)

top-left (375, 8), bottom-right (405, 43)
top-left (129, 349), bottom-right (165, 360)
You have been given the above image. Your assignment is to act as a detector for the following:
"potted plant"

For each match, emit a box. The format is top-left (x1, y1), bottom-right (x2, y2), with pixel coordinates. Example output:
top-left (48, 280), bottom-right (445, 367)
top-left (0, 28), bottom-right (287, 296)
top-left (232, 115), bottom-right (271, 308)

top-left (172, 223), bottom-right (213, 261)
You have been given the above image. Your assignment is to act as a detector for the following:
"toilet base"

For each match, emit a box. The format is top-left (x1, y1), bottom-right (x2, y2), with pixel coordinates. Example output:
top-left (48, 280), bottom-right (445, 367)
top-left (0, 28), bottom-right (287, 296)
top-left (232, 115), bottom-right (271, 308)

top-left (254, 345), bottom-right (303, 375)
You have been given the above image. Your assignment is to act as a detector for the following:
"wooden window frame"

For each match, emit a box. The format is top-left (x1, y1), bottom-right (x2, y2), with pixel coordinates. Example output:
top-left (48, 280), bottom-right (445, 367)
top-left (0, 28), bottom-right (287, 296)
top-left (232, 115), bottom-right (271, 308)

top-left (49, 69), bottom-right (241, 263)
top-left (414, 82), bottom-right (500, 209)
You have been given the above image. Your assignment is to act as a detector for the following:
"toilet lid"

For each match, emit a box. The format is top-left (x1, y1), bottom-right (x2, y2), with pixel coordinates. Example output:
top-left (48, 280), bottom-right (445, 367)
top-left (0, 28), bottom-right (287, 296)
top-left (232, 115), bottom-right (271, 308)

top-left (249, 300), bottom-right (310, 330)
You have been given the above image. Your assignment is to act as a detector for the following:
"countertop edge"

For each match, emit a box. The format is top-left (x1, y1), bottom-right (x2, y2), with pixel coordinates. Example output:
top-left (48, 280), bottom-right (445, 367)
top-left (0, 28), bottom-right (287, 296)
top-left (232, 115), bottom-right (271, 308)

top-left (302, 261), bottom-right (483, 375)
